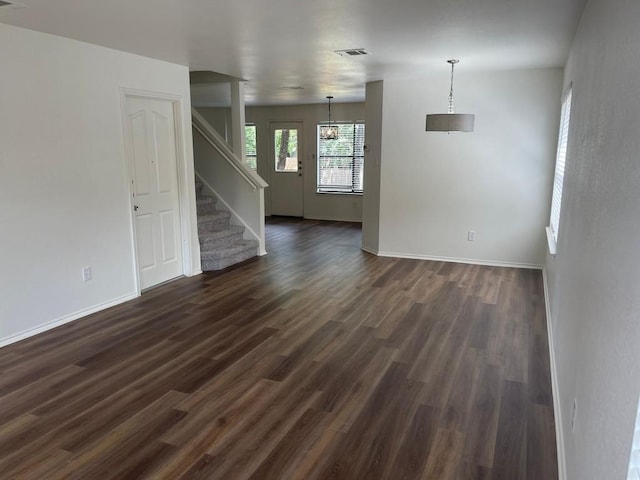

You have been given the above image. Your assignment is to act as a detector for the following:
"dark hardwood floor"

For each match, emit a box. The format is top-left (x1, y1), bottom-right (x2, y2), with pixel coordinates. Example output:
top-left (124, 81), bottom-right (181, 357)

top-left (0, 217), bottom-right (557, 479)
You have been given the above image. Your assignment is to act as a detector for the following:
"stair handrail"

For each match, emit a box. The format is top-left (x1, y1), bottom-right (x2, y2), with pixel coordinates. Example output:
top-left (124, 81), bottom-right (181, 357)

top-left (191, 108), bottom-right (268, 191)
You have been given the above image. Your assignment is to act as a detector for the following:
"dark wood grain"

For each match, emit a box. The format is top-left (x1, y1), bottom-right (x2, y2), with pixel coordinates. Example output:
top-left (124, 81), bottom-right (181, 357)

top-left (0, 217), bottom-right (558, 479)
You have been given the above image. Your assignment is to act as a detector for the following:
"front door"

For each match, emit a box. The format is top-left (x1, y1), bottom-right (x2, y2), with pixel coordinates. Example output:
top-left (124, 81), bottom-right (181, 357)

top-left (124, 96), bottom-right (183, 290)
top-left (269, 122), bottom-right (303, 216)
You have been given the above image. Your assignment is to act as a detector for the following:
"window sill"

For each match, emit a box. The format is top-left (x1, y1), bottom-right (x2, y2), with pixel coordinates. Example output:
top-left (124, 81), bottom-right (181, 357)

top-left (316, 191), bottom-right (363, 196)
top-left (545, 226), bottom-right (557, 256)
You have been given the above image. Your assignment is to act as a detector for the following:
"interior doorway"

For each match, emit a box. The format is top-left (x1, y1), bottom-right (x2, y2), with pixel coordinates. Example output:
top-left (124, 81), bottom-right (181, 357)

top-left (123, 95), bottom-right (184, 290)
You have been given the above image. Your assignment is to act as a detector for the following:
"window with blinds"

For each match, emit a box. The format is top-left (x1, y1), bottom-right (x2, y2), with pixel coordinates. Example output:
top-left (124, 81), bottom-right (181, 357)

top-left (317, 122), bottom-right (365, 194)
top-left (245, 124), bottom-right (257, 171)
top-left (549, 86), bottom-right (572, 245)
top-left (629, 399), bottom-right (640, 480)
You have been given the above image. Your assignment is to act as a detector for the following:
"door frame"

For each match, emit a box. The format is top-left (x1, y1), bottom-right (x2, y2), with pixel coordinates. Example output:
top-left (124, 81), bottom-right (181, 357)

top-left (120, 88), bottom-right (196, 294)
top-left (267, 120), bottom-right (305, 217)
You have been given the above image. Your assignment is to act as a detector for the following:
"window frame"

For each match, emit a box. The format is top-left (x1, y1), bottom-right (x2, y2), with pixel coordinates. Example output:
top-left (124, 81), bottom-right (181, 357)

top-left (316, 121), bottom-right (365, 195)
top-left (546, 84), bottom-right (573, 255)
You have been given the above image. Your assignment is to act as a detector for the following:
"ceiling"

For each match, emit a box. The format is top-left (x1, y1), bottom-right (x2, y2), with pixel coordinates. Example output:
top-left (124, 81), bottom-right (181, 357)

top-left (0, 0), bottom-right (587, 106)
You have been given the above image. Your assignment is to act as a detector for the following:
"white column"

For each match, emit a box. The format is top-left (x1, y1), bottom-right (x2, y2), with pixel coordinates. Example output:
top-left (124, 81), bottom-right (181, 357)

top-left (361, 81), bottom-right (383, 254)
top-left (230, 80), bottom-right (246, 162)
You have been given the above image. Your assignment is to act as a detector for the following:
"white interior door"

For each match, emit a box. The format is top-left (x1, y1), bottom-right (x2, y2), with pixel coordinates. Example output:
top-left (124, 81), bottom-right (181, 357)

top-left (269, 122), bottom-right (303, 216)
top-left (125, 96), bottom-right (183, 290)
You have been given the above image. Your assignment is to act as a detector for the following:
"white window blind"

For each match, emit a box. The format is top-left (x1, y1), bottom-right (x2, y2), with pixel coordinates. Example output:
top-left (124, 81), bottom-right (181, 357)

top-left (245, 124), bottom-right (257, 171)
top-left (317, 122), bottom-right (365, 193)
top-left (629, 399), bottom-right (640, 480)
top-left (549, 86), bottom-right (572, 243)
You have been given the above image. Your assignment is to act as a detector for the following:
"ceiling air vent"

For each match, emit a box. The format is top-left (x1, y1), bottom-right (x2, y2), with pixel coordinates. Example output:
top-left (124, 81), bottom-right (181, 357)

top-left (335, 49), bottom-right (370, 57)
top-left (0, 1), bottom-right (26, 8)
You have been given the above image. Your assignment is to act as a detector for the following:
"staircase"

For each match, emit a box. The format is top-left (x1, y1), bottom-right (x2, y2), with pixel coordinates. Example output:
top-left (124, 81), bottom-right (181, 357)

top-left (196, 179), bottom-right (259, 271)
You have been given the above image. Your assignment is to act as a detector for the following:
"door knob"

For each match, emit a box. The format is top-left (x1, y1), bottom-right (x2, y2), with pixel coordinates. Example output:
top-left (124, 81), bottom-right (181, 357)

top-left (134, 205), bottom-right (139, 211)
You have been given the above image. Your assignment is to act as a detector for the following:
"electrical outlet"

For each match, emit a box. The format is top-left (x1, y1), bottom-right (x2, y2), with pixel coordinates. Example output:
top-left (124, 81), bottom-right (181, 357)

top-left (82, 266), bottom-right (92, 282)
top-left (467, 230), bottom-right (476, 242)
top-left (571, 398), bottom-right (578, 431)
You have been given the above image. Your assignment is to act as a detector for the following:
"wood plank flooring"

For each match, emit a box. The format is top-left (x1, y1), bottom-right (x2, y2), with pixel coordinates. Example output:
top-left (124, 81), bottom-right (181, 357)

top-left (0, 217), bottom-right (558, 479)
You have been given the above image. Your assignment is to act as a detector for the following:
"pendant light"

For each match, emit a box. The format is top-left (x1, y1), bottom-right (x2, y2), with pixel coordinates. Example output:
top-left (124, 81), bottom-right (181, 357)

top-left (426, 59), bottom-right (475, 132)
top-left (320, 95), bottom-right (339, 140)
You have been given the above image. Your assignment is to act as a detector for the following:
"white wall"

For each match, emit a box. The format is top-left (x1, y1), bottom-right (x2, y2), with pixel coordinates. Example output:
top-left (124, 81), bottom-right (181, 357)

top-left (246, 103), bottom-right (365, 222)
top-left (0, 24), bottom-right (198, 345)
top-left (545, 0), bottom-right (640, 478)
top-left (377, 68), bottom-right (562, 267)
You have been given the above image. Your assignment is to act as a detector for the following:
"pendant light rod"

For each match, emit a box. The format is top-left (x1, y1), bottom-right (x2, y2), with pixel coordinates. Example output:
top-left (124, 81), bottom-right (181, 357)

top-left (447, 59), bottom-right (459, 114)
top-left (327, 95), bottom-right (333, 126)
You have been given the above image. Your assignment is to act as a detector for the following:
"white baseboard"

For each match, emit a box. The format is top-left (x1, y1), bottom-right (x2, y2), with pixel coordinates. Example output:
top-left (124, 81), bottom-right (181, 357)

top-left (303, 215), bottom-right (363, 223)
top-left (0, 292), bottom-right (139, 348)
top-left (542, 266), bottom-right (566, 480)
top-left (376, 250), bottom-right (543, 270)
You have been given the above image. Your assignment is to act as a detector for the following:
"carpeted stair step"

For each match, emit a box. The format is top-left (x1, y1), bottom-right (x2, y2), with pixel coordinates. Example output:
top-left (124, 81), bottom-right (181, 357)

top-left (199, 225), bottom-right (246, 250)
top-left (196, 195), bottom-right (218, 215)
top-left (195, 180), bottom-right (204, 196)
top-left (200, 240), bottom-right (259, 271)
top-left (198, 210), bottom-right (231, 233)
top-left (194, 176), bottom-right (259, 271)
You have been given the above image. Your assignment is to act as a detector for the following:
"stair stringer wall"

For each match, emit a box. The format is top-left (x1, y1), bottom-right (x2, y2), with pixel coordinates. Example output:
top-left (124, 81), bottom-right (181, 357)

top-left (192, 127), bottom-right (266, 256)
